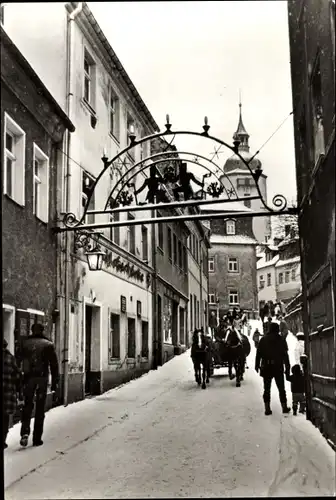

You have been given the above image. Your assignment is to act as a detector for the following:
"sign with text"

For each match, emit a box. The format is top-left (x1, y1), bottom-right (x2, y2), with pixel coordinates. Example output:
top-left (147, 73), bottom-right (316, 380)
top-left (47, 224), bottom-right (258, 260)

top-left (120, 295), bottom-right (127, 314)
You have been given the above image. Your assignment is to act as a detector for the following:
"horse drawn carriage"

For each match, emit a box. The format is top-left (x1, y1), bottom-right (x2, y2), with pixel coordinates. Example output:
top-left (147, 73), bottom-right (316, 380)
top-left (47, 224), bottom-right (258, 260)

top-left (191, 313), bottom-right (251, 389)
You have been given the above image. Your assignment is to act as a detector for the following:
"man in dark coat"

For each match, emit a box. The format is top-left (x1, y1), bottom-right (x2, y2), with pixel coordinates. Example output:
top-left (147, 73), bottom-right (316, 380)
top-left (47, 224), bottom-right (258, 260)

top-left (3, 339), bottom-right (22, 449)
top-left (18, 323), bottom-right (59, 447)
top-left (255, 322), bottom-right (291, 415)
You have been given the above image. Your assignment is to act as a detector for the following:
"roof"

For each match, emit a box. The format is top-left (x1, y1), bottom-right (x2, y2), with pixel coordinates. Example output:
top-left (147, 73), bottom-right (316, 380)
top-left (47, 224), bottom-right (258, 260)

top-left (210, 234), bottom-right (258, 245)
top-left (275, 256), bottom-right (301, 267)
top-left (222, 168), bottom-right (267, 178)
top-left (1, 27), bottom-right (75, 132)
top-left (201, 200), bottom-right (252, 213)
top-left (257, 254), bottom-right (280, 270)
top-left (79, 3), bottom-right (159, 132)
top-left (234, 103), bottom-right (249, 138)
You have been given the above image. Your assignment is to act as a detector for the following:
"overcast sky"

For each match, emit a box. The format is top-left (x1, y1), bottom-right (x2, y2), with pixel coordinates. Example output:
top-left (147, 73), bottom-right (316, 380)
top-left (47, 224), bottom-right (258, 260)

top-left (88, 0), bottom-right (297, 204)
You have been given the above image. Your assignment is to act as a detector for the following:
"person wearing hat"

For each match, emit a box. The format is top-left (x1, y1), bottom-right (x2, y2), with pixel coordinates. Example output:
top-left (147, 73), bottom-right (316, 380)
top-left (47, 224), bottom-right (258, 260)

top-left (255, 321), bottom-right (291, 415)
top-left (18, 323), bottom-right (59, 447)
top-left (3, 339), bottom-right (22, 449)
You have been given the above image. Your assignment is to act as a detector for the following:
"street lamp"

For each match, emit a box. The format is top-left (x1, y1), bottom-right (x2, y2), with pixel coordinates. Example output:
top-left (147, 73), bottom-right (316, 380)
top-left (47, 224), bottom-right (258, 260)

top-left (74, 230), bottom-right (105, 271)
top-left (85, 248), bottom-right (105, 271)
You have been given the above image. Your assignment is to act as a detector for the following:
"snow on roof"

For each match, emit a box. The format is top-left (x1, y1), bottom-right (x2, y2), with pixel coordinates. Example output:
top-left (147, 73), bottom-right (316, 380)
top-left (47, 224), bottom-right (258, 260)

top-left (224, 168), bottom-right (266, 177)
top-left (275, 256), bottom-right (301, 267)
top-left (210, 234), bottom-right (258, 245)
top-left (201, 200), bottom-right (252, 212)
top-left (257, 254), bottom-right (280, 270)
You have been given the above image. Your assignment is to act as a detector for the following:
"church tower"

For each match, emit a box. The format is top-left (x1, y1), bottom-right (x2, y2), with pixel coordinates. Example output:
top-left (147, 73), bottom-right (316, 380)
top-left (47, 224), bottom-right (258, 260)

top-left (220, 99), bottom-right (271, 243)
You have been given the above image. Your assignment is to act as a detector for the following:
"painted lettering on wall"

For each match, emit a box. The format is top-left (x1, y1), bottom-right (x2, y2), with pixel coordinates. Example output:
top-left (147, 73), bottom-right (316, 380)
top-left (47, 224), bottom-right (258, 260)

top-left (103, 252), bottom-right (145, 283)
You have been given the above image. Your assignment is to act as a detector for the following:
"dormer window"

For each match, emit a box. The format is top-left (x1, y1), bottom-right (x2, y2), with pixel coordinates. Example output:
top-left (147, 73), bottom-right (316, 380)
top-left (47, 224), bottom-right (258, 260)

top-left (226, 220), bottom-right (236, 235)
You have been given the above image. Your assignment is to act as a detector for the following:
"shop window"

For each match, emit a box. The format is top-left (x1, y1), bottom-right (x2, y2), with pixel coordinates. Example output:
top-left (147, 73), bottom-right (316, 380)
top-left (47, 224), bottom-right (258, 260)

top-left (109, 313), bottom-right (120, 359)
top-left (179, 308), bottom-right (185, 345)
top-left (127, 318), bottom-right (136, 358)
top-left (141, 321), bottom-right (148, 358)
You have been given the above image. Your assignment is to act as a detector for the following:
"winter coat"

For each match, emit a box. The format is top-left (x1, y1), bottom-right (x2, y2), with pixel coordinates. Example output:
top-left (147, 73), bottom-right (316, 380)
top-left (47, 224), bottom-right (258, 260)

top-left (3, 348), bottom-right (21, 415)
top-left (18, 334), bottom-right (59, 384)
top-left (287, 372), bottom-right (305, 394)
top-left (252, 330), bottom-right (261, 343)
top-left (255, 331), bottom-right (290, 376)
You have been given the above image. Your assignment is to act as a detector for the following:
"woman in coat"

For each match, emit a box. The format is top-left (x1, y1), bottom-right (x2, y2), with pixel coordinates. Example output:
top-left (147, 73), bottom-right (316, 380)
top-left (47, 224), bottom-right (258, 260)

top-left (3, 339), bottom-right (22, 449)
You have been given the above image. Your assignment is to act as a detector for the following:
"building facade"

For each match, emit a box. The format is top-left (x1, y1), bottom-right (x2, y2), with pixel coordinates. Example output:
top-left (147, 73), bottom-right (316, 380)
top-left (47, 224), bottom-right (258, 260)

top-left (186, 217), bottom-right (210, 344)
top-left (202, 202), bottom-right (258, 322)
top-left (1, 27), bottom-right (74, 393)
top-left (3, 2), bottom-right (162, 402)
top-left (288, 0), bottom-right (335, 448)
top-left (257, 233), bottom-right (302, 313)
top-left (222, 102), bottom-right (271, 244)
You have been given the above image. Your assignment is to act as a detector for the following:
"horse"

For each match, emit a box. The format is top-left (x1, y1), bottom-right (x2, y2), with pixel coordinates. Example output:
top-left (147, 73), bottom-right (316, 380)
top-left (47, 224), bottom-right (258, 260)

top-left (191, 329), bottom-right (212, 389)
top-left (224, 325), bottom-right (249, 387)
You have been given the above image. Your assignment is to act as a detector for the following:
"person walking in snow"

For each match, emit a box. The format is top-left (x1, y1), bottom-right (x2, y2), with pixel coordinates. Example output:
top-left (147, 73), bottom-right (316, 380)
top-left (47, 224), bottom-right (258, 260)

top-left (252, 328), bottom-right (262, 349)
top-left (3, 338), bottom-right (22, 449)
top-left (18, 323), bottom-right (59, 447)
top-left (255, 321), bottom-right (291, 416)
top-left (287, 364), bottom-right (306, 415)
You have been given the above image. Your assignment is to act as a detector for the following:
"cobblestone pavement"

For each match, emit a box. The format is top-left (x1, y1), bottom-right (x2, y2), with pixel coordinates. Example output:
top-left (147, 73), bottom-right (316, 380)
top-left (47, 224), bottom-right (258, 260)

top-left (4, 347), bottom-right (335, 498)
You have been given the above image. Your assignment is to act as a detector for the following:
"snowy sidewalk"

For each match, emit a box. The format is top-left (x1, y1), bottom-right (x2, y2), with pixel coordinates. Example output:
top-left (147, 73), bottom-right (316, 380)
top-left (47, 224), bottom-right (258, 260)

top-left (5, 349), bottom-right (336, 498)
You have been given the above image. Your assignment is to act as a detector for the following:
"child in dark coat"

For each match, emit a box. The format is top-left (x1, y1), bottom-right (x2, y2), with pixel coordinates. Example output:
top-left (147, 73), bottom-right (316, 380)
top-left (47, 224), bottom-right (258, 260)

top-left (287, 364), bottom-right (306, 415)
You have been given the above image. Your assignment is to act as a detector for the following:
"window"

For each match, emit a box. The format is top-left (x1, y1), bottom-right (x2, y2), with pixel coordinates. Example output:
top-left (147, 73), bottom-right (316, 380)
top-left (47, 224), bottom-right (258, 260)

top-left (208, 293), bottom-right (215, 304)
top-left (167, 227), bottom-right (172, 261)
top-left (157, 213), bottom-right (164, 250)
top-left (178, 240), bottom-right (182, 268)
top-left (183, 246), bottom-right (187, 272)
top-left (142, 225), bottom-right (148, 261)
top-left (279, 272), bottom-right (284, 284)
top-left (141, 321), bottom-right (149, 358)
top-left (173, 234), bottom-right (178, 265)
top-left (127, 115), bottom-right (135, 158)
top-left (33, 144), bottom-right (49, 223)
top-left (285, 271), bottom-right (290, 283)
top-left (82, 171), bottom-right (95, 224)
top-left (195, 238), bottom-right (199, 263)
top-left (83, 48), bottom-right (96, 109)
top-left (110, 208), bottom-right (120, 245)
top-left (109, 86), bottom-right (120, 139)
top-left (228, 257), bottom-right (238, 272)
top-left (226, 220), bottom-right (236, 235)
top-left (109, 314), bottom-right (120, 359)
top-left (127, 318), bottom-right (136, 358)
top-left (311, 57), bottom-right (325, 163)
top-left (127, 212), bottom-right (136, 254)
top-left (4, 113), bottom-right (25, 205)
top-left (208, 258), bottom-right (215, 272)
top-left (267, 273), bottom-right (271, 286)
top-left (291, 268), bottom-right (296, 281)
top-left (229, 290), bottom-right (239, 306)
top-left (259, 275), bottom-right (265, 289)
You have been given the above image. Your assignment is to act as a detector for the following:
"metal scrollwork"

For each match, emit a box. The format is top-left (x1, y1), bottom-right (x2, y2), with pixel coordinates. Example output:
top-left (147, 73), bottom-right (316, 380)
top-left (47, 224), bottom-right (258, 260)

top-left (206, 182), bottom-right (225, 198)
top-left (117, 190), bottom-right (134, 207)
top-left (74, 231), bottom-right (96, 252)
top-left (63, 212), bottom-right (78, 228)
top-left (271, 194), bottom-right (287, 211)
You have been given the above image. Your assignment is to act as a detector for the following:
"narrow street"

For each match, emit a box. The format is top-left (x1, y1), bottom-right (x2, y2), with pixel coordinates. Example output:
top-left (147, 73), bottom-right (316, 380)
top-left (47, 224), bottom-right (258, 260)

top-left (4, 346), bottom-right (335, 499)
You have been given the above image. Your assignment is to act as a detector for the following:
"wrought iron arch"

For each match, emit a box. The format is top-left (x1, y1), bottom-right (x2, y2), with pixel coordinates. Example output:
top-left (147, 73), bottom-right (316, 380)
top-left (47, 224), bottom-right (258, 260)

top-left (60, 116), bottom-right (297, 232)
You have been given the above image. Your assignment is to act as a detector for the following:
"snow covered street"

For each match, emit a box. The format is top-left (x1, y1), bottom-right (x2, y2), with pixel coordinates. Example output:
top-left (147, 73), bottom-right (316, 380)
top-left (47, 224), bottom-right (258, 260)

top-left (4, 346), bottom-right (335, 499)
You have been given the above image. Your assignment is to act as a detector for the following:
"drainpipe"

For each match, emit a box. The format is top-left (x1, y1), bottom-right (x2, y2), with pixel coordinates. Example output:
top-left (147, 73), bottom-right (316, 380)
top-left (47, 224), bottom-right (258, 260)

top-left (63, 1), bottom-right (82, 407)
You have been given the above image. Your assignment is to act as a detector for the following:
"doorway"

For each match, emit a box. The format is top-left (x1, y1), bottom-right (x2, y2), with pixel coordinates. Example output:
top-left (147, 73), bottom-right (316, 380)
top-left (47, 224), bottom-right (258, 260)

top-left (85, 305), bottom-right (93, 395)
top-left (172, 302), bottom-right (178, 345)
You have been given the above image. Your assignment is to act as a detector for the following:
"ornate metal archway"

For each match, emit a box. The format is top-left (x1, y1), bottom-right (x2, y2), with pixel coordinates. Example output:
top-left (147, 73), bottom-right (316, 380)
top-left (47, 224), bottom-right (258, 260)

top-left (57, 115), bottom-right (298, 238)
